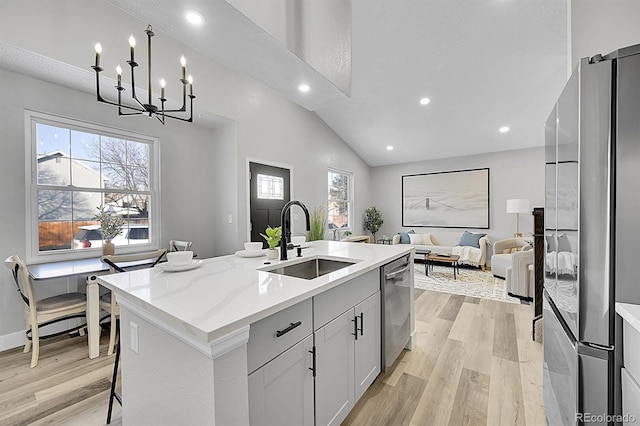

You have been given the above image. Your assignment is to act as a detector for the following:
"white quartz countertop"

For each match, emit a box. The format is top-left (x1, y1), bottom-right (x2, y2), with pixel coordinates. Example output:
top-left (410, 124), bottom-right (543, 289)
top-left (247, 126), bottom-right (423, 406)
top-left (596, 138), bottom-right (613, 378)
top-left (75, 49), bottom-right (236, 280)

top-left (616, 302), bottom-right (640, 333)
top-left (97, 241), bottom-right (413, 343)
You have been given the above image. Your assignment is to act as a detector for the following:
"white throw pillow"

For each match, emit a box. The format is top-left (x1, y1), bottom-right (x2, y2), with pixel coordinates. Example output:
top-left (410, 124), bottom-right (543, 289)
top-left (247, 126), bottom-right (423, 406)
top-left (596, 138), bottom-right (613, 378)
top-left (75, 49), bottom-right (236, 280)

top-left (409, 233), bottom-right (422, 245)
top-left (422, 233), bottom-right (434, 245)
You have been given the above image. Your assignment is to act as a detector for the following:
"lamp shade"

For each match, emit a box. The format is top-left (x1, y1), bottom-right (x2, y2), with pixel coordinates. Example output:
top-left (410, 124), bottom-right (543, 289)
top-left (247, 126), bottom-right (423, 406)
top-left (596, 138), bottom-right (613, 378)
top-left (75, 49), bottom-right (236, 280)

top-left (506, 199), bottom-right (530, 214)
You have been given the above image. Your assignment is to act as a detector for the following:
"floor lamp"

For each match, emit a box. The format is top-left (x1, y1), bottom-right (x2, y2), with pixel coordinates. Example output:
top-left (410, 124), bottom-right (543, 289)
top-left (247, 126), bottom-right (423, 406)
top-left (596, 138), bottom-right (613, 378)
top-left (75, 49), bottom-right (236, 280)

top-left (507, 199), bottom-right (530, 238)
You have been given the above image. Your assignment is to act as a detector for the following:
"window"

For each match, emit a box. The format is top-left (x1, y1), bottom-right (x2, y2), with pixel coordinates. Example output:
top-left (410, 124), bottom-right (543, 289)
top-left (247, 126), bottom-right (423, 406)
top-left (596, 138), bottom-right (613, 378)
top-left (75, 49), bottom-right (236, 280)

top-left (327, 168), bottom-right (352, 230)
top-left (256, 173), bottom-right (284, 200)
top-left (26, 111), bottom-right (159, 261)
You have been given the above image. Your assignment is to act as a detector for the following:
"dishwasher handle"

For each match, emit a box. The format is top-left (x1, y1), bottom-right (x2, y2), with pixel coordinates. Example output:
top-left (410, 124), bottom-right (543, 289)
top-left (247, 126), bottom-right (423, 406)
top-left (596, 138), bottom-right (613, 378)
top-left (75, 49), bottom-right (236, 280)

top-left (385, 263), bottom-right (410, 280)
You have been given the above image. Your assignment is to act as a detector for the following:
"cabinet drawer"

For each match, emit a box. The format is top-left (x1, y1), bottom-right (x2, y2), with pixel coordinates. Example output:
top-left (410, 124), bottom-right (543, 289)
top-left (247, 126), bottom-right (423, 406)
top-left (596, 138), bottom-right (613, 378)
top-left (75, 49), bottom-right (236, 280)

top-left (248, 298), bottom-right (313, 373)
top-left (622, 368), bottom-right (640, 422)
top-left (623, 320), bottom-right (640, 384)
top-left (314, 269), bottom-right (379, 330)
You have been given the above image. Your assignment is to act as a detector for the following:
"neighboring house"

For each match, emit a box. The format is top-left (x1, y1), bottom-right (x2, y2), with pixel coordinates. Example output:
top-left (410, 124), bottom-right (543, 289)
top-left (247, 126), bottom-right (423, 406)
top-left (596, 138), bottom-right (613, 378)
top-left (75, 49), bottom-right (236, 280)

top-left (37, 151), bottom-right (105, 249)
top-left (37, 150), bottom-right (105, 220)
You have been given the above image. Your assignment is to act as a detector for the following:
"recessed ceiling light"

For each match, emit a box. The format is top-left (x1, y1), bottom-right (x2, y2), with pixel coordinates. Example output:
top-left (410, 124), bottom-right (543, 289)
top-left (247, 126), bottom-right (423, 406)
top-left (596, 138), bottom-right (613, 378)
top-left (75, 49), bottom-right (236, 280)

top-left (386, 145), bottom-right (394, 151)
top-left (298, 84), bottom-right (310, 93)
top-left (419, 97), bottom-right (430, 105)
top-left (499, 126), bottom-right (510, 133)
top-left (185, 10), bottom-right (204, 25)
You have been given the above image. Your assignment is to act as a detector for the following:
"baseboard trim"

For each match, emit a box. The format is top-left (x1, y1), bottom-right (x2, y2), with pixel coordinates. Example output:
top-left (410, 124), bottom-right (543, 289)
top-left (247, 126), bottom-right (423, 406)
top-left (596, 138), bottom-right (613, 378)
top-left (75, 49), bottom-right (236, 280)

top-left (507, 292), bottom-right (533, 303)
top-left (0, 330), bottom-right (26, 352)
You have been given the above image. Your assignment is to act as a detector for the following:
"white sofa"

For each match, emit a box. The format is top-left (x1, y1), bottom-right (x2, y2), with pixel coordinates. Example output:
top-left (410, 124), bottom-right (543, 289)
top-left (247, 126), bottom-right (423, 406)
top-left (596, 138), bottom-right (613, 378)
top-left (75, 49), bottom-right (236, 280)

top-left (392, 230), bottom-right (490, 270)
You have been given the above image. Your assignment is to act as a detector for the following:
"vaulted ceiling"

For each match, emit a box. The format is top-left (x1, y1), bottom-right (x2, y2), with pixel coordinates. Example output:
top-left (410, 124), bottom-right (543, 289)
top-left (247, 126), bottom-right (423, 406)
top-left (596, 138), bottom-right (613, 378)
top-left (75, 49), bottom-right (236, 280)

top-left (107, 0), bottom-right (568, 166)
top-left (1, 0), bottom-right (568, 166)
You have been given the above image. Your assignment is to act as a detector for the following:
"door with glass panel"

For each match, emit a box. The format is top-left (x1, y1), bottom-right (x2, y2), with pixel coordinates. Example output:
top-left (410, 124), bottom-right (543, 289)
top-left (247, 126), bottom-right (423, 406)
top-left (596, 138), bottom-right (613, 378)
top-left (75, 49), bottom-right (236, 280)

top-left (249, 162), bottom-right (291, 247)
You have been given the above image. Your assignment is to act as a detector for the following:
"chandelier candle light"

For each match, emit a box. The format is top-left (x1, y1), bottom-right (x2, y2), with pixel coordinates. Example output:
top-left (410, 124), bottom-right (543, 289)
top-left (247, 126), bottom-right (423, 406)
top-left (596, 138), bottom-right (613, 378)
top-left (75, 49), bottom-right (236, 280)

top-left (92, 25), bottom-right (195, 124)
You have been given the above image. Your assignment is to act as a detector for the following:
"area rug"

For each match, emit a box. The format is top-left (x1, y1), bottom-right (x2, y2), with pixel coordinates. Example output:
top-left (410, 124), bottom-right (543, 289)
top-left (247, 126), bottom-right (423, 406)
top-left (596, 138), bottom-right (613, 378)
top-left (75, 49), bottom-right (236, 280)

top-left (413, 263), bottom-right (521, 304)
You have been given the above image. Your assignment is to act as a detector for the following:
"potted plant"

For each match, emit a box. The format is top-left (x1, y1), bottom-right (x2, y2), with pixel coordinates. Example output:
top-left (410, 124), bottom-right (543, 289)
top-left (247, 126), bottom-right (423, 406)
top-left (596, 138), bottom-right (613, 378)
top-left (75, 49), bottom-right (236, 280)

top-left (261, 226), bottom-right (282, 259)
top-left (307, 207), bottom-right (326, 241)
top-left (363, 206), bottom-right (384, 242)
top-left (94, 206), bottom-right (125, 255)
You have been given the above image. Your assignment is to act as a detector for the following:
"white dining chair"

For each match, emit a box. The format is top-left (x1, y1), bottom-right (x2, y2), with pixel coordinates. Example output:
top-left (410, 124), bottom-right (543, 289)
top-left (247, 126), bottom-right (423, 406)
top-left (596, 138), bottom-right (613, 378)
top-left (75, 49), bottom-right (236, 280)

top-left (4, 255), bottom-right (87, 368)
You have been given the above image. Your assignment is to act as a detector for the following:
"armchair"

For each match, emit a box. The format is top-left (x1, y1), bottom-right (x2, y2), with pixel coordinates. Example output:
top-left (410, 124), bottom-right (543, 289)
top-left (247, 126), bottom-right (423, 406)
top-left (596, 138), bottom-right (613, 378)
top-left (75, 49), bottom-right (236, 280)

top-left (491, 238), bottom-right (534, 299)
top-left (505, 250), bottom-right (534, 299)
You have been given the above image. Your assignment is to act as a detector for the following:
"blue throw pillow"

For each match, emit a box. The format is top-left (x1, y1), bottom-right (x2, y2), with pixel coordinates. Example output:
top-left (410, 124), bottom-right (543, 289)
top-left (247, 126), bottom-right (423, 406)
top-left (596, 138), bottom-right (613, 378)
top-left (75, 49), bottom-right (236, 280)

top-left (557, 233), bottom-right (572, 252)
top-left (546, 235), bottom-right (556, 252)
top-left (457, 231), bottom-right (485, 248)
top-left (398, 230), bottom-right (414, 244)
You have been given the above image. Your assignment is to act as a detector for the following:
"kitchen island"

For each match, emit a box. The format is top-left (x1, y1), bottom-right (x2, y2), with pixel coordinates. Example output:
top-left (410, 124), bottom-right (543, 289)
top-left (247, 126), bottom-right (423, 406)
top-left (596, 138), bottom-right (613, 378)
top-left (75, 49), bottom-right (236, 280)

top-left (97, 240), bottom-right (414, 425)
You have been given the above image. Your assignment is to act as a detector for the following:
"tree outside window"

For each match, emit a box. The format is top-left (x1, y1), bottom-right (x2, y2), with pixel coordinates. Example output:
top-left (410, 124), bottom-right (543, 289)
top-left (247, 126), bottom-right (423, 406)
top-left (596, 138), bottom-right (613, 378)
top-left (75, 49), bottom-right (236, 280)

top-left (328, 169), bottom-right (352, 230)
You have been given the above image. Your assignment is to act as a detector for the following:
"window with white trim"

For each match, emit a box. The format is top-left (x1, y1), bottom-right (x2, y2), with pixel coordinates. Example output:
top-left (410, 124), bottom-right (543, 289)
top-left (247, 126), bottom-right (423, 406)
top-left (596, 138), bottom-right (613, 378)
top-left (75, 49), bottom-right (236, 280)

top-left (26, 111), bottom-right (159, 261)
top-left (327, 168), bottom-right (352, 231)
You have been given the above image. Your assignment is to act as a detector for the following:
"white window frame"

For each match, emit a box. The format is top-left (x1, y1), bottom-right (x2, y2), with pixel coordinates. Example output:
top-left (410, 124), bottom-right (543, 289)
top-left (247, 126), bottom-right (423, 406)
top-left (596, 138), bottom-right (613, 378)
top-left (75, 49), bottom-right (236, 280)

top-left (327, 167), bottom-right (353, 233)
top-left (25, 110), bottom-right (161, 263)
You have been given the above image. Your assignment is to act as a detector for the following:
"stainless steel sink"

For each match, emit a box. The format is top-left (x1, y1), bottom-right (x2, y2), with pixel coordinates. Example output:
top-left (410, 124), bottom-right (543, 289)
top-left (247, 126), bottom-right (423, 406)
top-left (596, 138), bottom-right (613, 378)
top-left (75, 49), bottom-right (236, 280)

top-left (263, 257), bottom-right (356, 280)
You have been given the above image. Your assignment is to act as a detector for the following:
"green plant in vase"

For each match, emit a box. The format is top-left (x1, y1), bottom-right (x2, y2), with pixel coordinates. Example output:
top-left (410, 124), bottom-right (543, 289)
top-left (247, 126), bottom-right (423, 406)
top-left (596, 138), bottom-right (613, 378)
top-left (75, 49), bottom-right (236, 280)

top-left (307, 207), bottom-right (326, 241)
top-left (260, 226), bottom-right (282, 259)
top-left (94, 206), bottom-right (125, 255)
top-left (363, 206), bottom-right (384, 242)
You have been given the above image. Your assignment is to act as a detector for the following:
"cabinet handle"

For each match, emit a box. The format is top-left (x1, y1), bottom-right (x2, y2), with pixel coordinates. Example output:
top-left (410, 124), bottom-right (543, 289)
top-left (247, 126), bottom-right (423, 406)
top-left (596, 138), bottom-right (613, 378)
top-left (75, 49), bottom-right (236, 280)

top-left (359, 312), bottom-right (364, 336)
top-left (352, 317), bottom-right (359, 340)
top-left (275, 321), bottom-right (302, 338)
top-left (309, 347), bottom-right (316, 377)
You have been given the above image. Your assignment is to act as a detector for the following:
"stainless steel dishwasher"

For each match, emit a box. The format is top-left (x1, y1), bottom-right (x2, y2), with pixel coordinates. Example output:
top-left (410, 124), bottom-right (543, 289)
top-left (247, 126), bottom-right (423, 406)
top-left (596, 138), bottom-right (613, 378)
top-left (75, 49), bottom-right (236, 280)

top-left (381, 254), bottom-right (411, 370)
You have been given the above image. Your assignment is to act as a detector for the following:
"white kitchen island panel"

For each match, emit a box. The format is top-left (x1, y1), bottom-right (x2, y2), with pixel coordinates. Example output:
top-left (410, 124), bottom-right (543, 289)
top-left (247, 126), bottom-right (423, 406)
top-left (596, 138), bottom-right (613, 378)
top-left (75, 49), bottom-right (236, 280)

top-left (97, 241), bottom-right (414, 425)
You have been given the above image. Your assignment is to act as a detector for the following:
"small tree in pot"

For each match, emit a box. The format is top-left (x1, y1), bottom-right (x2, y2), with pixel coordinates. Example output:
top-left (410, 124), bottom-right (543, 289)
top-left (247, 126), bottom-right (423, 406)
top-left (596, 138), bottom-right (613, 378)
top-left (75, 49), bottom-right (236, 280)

top-left (363, 206), bottom-right (383, 242)
top-left (95, 206), bottom-right (125, 255)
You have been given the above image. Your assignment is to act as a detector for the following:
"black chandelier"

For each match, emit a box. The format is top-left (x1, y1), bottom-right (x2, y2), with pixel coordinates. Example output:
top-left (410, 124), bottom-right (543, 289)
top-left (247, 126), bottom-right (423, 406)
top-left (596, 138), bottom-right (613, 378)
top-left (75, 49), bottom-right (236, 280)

top-left (91, 25), bottom-right (195, 125)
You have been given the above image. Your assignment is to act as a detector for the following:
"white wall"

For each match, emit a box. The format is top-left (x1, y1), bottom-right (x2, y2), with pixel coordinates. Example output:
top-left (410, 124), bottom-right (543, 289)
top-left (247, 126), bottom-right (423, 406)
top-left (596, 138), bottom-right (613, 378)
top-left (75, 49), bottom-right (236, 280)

top-left (370, 147), bottom-right (545, 255)
top-left (0, 2), bottom-right (372, 347)
top-left (569, 0), bottom-right (640, 73)
top-left (0, 68), bottom-right (228, 343)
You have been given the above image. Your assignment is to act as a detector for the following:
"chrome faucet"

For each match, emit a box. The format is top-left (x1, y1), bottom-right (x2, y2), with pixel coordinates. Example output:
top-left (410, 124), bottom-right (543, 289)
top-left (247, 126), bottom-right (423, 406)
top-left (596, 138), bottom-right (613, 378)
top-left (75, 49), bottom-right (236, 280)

top-left (280, 200), bottom-right (311, 260)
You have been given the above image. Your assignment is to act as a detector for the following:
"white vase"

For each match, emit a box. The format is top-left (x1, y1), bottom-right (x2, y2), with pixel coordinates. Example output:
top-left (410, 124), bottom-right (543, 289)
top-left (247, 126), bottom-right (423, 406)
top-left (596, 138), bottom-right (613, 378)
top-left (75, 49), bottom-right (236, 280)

top-left (102, 241), bottom-right (115, 256)
top-left (267, 248), bottom-right (279, 259)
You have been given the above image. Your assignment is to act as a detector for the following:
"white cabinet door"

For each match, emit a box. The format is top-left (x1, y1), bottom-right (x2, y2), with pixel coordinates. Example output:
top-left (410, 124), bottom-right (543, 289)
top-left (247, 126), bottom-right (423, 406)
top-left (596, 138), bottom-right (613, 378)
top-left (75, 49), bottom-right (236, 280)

top-left (354, 291), bottom-right (381, 401)
top-left (248, 335), bottom-right (314, 426)
top-left (315, 309), bottom-right (356, 426)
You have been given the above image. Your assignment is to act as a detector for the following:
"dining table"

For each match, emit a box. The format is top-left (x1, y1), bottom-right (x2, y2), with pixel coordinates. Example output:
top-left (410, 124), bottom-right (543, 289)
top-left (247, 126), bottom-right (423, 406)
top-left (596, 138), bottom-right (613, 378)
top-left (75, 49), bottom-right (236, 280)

top-left (29, 256), bottom-right (159, 359)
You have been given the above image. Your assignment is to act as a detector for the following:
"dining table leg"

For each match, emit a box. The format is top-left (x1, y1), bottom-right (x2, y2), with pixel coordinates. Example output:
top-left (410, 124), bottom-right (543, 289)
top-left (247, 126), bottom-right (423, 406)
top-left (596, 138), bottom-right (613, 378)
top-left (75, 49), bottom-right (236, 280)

top-left (86, 276), bottom-right (101, 359)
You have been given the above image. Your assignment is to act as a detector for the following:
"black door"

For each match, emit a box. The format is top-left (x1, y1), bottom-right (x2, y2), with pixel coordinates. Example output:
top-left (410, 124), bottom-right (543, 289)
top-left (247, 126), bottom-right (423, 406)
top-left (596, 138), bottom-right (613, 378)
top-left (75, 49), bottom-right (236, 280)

top-left (249, 162), bottom-right (291, 248)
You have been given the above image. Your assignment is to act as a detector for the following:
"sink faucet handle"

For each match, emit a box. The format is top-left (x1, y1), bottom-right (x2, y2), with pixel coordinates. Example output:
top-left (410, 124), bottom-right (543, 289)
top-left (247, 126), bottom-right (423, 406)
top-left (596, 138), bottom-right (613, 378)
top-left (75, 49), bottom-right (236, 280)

top-left (297, 247), bottom-right (303, 257)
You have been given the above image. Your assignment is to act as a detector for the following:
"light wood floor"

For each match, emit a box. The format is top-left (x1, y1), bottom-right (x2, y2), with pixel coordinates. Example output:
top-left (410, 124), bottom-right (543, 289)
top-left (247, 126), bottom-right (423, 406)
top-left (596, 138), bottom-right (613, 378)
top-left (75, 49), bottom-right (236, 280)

top-left (344, 289), bottom-right (544, 426)
top-left (0, 333), bottom-right (121, 426)
top-left (0, 289), bottom-right (543, 426)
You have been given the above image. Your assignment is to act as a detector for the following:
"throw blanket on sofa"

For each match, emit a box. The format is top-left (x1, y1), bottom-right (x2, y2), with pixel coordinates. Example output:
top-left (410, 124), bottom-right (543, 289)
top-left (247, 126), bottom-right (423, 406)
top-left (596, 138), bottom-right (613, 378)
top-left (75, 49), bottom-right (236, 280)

top-left (546, 251), bottom-right (577, 276)
top-left (451, 246), bottom-right (482, 266)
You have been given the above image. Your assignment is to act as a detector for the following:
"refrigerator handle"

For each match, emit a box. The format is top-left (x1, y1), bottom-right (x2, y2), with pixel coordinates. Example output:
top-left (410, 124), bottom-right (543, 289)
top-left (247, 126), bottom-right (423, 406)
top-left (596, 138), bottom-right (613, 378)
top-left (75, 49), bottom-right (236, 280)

top-left (577, 341), bottom-right (613, 359)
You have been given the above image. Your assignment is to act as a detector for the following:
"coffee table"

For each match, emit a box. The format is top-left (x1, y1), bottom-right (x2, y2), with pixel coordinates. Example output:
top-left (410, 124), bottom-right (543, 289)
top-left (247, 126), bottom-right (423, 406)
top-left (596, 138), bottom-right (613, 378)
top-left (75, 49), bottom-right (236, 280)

top-left (426, 253), bottom-right (461, 280)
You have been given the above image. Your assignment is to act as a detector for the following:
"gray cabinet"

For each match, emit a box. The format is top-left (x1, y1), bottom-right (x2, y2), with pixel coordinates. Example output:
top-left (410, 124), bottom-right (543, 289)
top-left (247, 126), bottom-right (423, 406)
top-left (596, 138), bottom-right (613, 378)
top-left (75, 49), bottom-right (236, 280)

top-left (315, 291), bottom-right (381, 426)
top-left (315, 309), bottom-right (356, 426)
top-left (355, 292), bottom-right (381, 400)
top-left (247, 268), bottom-right (382, 426)
top-left (248, 334), bottom-right (314, 426)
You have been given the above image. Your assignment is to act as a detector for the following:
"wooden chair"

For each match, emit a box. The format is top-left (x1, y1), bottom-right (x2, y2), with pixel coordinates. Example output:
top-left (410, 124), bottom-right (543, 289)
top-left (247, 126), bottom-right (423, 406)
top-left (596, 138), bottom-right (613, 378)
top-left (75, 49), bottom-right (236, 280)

top-left (99, 249), bottom-right (167, 355)
top-left (4, 255), bottom-right (87, 368)
top-left (169, 239), bottom-right (193, 252)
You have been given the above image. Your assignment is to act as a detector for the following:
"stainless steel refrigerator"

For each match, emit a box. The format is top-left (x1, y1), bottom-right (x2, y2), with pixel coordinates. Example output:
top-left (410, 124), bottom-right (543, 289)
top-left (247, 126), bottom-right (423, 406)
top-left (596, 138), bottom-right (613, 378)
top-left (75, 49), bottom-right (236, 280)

top-left (544, 44), bottom-right (640, 425)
